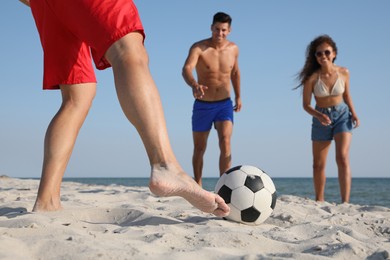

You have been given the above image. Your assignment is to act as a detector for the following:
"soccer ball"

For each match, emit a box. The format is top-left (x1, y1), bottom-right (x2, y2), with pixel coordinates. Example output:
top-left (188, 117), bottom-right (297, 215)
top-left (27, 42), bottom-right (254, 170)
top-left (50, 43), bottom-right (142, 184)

top-left (215, 165), bottom-right (277, 225)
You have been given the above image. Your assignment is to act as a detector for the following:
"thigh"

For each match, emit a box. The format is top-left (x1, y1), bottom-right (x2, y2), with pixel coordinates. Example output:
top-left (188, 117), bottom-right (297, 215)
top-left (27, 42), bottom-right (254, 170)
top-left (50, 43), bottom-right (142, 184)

top-left (31, 0), bottom-right (96, 89)
top-left (193, 131), bottom-right (210, 150)
top-left (333, 107), bottom-right (353, 136)
top-left (312, 141), bottom-right (332, 165)
top-left (192, 101), bottom-right (214, 132)
top-left (105, 33), bottom-right (146, 65)
top-left (215, 121), bottom-right (233, 140)
top-left (334, 132), bottom-right (352, 158)
top-left (312, 117), bottom-right (332, 141)
top-left (214, 99), bottom-right (234, 138)
top-left (51, 0), bottom-right (144, 70)
top-left (215, 99), bottom-right (234, 124)
top-left (33, 0), bottom-right (145, 71)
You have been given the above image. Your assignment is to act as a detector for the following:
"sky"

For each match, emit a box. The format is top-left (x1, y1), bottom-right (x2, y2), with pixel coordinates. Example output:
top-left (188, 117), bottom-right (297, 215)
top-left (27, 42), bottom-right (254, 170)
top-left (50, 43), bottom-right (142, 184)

top-left (1, 0), bottom-right (389, 179)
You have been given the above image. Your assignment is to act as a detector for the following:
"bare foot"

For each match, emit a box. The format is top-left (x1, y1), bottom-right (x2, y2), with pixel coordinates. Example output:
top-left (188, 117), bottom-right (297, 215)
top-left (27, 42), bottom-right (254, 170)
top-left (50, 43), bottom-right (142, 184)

top-left (149, 163), bottom-right (230, 217)
top-left (32, 199), bottom-right (63, 212)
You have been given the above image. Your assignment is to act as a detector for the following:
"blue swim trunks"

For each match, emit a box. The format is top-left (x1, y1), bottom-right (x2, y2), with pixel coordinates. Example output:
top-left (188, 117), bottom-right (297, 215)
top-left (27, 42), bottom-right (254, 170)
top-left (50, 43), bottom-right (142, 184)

top-left (192, 98), bottom-right (234, 132)
top-left (311, 102), bottom-right (353, 141)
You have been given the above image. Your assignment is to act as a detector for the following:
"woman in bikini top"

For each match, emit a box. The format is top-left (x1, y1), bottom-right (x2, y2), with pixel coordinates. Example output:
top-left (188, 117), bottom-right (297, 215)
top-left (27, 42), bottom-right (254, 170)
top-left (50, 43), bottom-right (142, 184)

top-left (313, 71), bottom-right (345, 98)
top-left (295, 34), bottom-right (360, 204)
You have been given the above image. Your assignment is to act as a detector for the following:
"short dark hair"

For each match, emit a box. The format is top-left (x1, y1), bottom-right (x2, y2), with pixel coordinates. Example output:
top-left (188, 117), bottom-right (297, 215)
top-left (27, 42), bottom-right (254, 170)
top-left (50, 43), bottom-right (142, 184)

top-left (212, 12), bottom-right (232, 26)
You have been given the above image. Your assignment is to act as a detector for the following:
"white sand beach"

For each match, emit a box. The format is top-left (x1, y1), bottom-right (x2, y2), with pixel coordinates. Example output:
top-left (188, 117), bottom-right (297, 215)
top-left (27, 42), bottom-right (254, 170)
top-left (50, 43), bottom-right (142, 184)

top-left (0, 176), bottom-right (389, 260)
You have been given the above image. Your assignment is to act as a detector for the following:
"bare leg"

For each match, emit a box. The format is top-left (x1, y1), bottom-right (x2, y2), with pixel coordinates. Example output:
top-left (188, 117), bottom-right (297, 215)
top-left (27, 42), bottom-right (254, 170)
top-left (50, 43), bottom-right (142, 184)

top-left (334, 132), bottom-right (352, 203)
top-left (312, 141), bottom-right (331, 202)
top-left (33, 84), bottom-right (96, 211)
top-left (192, 131), bottom-right (210, 186)
top-left (105, 32), bottom-right (229, 217)
top-left (215, 121), bottom-right (233, 176)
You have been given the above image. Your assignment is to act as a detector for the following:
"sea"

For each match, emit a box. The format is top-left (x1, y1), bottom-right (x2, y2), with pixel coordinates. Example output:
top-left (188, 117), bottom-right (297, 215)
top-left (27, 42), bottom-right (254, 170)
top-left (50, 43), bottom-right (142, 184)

top-left (61, 177), bottom-right (390, 208)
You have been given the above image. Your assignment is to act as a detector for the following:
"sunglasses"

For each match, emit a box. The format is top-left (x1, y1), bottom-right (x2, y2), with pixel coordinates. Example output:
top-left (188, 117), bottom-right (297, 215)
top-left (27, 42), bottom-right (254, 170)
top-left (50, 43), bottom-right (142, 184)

top-left (315, 50), bottom-right (332, 58)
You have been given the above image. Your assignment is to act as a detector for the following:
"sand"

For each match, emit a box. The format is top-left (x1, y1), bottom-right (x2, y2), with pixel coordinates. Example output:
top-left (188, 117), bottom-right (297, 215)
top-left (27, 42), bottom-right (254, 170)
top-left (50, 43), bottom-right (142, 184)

top-left (0, 176), bottom-right (389, 260)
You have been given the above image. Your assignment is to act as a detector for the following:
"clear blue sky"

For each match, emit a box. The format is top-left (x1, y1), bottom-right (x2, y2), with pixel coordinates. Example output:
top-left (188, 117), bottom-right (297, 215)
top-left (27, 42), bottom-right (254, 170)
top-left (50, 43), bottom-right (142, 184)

top-left (1, 1), bottom-right (389, 178)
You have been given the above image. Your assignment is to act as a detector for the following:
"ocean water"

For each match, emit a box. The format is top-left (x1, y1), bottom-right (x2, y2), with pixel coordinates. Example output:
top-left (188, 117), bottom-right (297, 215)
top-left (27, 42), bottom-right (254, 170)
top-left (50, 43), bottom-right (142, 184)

top-left (62, 177), bottom-right (390, 208)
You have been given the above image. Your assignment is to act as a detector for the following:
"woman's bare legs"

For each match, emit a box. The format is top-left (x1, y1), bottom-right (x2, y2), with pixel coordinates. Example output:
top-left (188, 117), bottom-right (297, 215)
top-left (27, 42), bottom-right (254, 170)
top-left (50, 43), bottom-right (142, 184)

top-left (312, 132), bottom-right (352, 203)
top-left (334, 132), bottom-right (352, 203)
top-left (33, 84), bottom-right (96, 211)
top-left (312, 140), bottom-right (331, 202)
top-left (105, 32), bottom-right (229, 217)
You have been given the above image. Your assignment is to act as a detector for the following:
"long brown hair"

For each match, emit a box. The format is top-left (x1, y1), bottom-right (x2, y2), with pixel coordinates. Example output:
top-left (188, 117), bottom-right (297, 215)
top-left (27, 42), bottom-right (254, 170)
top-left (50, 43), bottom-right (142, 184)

top-left (295, 35), bottom-right (338, 89)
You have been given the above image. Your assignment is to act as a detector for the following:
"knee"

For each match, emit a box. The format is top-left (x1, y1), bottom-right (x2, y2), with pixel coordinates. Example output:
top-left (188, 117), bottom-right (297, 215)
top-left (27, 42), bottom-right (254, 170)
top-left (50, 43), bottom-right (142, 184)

top-left (193, 144), bottom-right (206, 156)
top-left (313, 161), bottom-right (326, 172)
top-left (219, 136), bottom-right (231, 152)
top-left (106, 37), bottom-right (148, 69)
top-left (336, 154), bottom-right (349, 168)
top-left (115, 48), bottom-right (148, 68)
top-left (64, 93), bottom-right (94, 110)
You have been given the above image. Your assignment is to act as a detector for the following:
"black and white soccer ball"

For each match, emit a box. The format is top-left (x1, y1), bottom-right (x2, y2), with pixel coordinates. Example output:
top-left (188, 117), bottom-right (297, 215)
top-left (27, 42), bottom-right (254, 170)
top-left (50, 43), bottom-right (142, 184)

top-left (215, 165), bottom-right (277, 225)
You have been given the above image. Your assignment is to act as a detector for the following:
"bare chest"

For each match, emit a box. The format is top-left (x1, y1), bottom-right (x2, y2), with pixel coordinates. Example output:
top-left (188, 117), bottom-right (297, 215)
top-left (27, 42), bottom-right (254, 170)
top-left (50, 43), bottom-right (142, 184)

top-left (197, 49), bottom-right (235, 74)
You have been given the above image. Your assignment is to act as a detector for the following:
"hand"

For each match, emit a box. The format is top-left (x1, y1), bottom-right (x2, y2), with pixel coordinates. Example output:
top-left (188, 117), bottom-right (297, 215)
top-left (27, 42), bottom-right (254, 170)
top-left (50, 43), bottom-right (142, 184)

top-left (234, 97), bottom-right (242, 112)
top-left (318, 113), bottom-right (332, 126)
top-left (192, 84), bottom-right (208, 99)
top-left (352, 115), bottom-right (360, 128)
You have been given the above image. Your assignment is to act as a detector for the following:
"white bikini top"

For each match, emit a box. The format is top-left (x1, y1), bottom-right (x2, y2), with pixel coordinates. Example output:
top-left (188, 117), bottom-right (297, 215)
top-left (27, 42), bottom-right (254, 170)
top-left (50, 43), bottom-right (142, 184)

top-left (313, 72), bottom-right (345, 97)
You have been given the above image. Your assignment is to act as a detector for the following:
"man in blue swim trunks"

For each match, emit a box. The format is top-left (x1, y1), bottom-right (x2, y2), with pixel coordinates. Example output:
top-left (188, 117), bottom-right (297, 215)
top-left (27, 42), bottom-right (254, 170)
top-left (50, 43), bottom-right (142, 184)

top-left (182, 12), bottom-right (242, 186)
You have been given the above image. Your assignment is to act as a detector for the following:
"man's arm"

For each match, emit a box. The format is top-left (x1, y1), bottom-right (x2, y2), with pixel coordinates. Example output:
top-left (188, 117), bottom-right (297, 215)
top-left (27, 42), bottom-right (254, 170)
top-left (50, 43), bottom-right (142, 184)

top-left (19, 0), bottom-right (30, 7)
top-left (182, 45), bottom-right (200, 88)
top-left (231, 47), bottom-right (241, 112)
top-left (182, 44), bottom-right (208, 99)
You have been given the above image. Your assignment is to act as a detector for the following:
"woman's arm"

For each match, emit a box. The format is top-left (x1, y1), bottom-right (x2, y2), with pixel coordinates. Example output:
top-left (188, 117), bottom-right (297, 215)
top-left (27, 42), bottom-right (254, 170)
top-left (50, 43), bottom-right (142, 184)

top-left (341, 68), bottom-right (360, 128)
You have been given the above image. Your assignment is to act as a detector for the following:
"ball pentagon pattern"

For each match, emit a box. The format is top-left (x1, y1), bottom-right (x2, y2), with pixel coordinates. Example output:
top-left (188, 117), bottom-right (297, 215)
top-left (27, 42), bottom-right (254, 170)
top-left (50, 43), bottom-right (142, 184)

top-left (215, 165), bottom-right (277, 225)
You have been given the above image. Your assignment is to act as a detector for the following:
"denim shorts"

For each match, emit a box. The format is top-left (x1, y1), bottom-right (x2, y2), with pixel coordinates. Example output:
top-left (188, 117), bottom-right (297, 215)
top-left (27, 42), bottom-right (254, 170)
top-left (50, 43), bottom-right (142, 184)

top-left (312, 102), bottom-right (353, 141)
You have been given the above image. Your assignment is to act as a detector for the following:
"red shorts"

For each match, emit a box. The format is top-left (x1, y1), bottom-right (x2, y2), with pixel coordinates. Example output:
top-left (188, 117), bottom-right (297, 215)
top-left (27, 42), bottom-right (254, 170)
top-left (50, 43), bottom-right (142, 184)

top-left (30, 0), bottom-right (145, 90)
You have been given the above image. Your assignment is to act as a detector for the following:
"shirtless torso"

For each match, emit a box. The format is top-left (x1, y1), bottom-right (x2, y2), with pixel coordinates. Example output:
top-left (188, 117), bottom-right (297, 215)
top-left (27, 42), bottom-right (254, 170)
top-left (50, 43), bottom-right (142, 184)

top-left (193, 39), bottom-right (239, 101)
